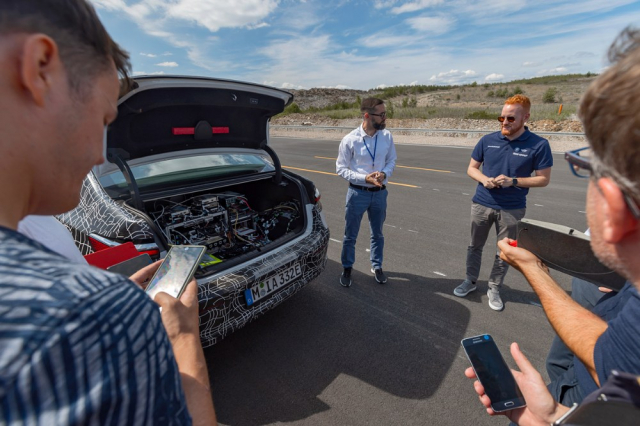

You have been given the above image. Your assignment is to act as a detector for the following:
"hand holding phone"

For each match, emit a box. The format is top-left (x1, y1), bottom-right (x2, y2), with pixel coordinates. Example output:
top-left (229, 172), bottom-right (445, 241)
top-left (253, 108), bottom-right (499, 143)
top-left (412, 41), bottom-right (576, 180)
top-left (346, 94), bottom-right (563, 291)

top-left (145, 245), bottom-right (206, 300)
top-left (462, 335), bottom-right (526, 412)
top-left (464, 341), bottom-right (572, 425)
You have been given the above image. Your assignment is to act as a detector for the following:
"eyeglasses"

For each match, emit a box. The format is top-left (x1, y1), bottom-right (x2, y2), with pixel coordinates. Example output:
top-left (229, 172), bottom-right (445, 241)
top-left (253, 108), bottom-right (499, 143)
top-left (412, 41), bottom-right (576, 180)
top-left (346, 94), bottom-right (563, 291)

top-left (369, 112), bottom-right (386, 119)
top-left (565, 146), bottom-right (640, 219)
top-left (497, 116), bottom-right (516, 123)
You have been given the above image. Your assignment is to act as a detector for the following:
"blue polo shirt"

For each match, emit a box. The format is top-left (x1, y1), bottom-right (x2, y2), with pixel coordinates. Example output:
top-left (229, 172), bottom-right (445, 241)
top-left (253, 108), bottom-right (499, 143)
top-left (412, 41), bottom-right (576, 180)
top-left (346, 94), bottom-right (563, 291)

top-left (573, 283), bottom-right (640, 397)
top-left (471, 128), bottom-right (553, 210)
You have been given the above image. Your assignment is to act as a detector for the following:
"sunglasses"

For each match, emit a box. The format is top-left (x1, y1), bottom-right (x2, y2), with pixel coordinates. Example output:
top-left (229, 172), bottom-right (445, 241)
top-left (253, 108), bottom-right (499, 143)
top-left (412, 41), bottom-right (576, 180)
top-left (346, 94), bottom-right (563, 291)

top-left (497, 116), bottom-right (516, 123)
top-left (565, 147), bottom-right (640, 219)
top-left (369, 112), bottom-right (386, 119)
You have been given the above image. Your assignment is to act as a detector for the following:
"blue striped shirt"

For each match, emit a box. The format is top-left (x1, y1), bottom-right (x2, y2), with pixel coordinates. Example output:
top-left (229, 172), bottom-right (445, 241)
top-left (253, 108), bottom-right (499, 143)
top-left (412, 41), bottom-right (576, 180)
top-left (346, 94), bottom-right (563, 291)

top-left (0, 227), bottom-right (191, 425)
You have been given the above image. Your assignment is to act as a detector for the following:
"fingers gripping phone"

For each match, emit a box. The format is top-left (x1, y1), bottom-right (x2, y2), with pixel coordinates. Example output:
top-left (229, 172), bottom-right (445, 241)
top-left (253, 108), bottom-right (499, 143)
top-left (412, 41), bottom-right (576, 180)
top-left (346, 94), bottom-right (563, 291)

top-left (461, 334), bottom-right (526, 412)
top-left (145, 245), bottom-right (206, 300)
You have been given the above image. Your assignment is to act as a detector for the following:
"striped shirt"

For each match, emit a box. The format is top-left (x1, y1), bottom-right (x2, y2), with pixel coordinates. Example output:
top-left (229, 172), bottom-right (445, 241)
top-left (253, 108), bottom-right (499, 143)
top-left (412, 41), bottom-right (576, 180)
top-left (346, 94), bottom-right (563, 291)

top-left (0, 227), bottom-right (191, 425)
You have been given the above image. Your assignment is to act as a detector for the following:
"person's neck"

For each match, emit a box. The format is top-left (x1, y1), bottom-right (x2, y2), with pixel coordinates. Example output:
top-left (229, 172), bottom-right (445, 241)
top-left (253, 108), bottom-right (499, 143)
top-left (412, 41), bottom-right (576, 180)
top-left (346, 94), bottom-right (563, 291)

top-left (362, 121), bottom-right (377, 137)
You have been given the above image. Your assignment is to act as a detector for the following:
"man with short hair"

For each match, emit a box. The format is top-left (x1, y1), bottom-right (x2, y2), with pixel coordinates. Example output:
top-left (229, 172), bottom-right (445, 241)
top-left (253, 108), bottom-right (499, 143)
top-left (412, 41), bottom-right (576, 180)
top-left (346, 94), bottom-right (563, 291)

top-left (336, 97), bottom-right (397, 287)
top-left (0, 1), bottom-right (215, 424)
top-left (454, 95), bottom-right (553, 311)
top-left (464, 26), bottom-right (640, 424)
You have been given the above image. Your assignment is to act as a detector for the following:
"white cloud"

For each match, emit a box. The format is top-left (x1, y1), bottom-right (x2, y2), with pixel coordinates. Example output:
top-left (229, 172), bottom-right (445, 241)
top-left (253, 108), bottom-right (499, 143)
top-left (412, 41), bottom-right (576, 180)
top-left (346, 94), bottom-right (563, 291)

top-left (156, 61), bottom-right (179, 67)
top-left (390, 0), bottom-right (445, 15)
top-left (167, 0), bottom-right (278, 32)
top-left (358, 33), bottom-right (423, 48)
top-left (409, 81), bottom-right (419, 86)
top-left (280, 82), bottom-right (307, 90)
top-left (140, 52), bottom-right (157, 57)
top-left (133, 71), bottom-right (166, 75)
top-left (406, 15), bottom-right (455, 34)
top-left (429, 69), bottom-right (477, 84)
top-left (522, 61), bottom-right (538, 67)
top-left (485, 73), bottom-right (505, 82)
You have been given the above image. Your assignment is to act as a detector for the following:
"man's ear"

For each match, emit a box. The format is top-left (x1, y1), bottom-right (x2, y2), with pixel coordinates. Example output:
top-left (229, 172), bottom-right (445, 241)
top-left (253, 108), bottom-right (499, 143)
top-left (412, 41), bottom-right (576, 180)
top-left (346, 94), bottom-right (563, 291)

top-left (597, 177), bottom-right (638, 243)
top-left (19, 34), bottom-right (61, 107)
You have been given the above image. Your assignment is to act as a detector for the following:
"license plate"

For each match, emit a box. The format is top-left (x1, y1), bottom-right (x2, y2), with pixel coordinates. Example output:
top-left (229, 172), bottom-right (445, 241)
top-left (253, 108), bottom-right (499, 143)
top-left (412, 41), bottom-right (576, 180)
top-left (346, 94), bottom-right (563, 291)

top-left (245, 263), bottom-right (302, 306)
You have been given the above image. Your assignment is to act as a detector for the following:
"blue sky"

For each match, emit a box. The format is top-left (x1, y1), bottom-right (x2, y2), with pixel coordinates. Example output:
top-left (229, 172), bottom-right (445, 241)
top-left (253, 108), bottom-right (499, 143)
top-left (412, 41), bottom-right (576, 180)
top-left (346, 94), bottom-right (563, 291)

top-left (91, 0), bottom-right (640, 90)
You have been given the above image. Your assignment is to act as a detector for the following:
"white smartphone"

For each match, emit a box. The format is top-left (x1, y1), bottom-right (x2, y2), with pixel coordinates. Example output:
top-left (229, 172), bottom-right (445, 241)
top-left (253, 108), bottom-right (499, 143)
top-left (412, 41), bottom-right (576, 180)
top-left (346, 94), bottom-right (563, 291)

top-left (461, 334), bottom-right (526, 412)
top-left (145, 245), bottom-right (206, 300)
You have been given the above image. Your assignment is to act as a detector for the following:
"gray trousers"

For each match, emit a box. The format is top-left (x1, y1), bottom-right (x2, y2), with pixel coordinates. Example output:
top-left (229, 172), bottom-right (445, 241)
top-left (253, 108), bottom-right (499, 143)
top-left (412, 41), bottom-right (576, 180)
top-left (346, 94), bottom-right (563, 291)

top-left (466, 203), bottom-right (526, 290)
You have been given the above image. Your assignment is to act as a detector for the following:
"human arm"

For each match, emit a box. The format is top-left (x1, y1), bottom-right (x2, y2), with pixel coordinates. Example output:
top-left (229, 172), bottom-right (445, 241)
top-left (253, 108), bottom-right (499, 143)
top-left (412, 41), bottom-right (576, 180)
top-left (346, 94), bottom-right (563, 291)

top-left (155, 280), bottom-right (217, 426)
top-left (380, 136), bottom-right (397, 180)
top-left (467, 158), bottom-right (499, 189)
top-left (494, 167), bottom-right (551, 188)
top-left (497, 238), bottom-right (608, 384)
top-left (336, 137), bottom-right (367, 185)
top-left (465, 342), bottom-right (571, 425)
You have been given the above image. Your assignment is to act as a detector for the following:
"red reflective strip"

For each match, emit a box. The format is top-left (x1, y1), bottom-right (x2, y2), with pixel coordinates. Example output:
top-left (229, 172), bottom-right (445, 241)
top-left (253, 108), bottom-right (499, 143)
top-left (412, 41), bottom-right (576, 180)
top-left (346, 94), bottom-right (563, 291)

top-left (172, 128), bottom-right (195, 135)
top-left (172, 127), bottom-right (229, 135)
top-left (137, 249), bottom-right (160, 259)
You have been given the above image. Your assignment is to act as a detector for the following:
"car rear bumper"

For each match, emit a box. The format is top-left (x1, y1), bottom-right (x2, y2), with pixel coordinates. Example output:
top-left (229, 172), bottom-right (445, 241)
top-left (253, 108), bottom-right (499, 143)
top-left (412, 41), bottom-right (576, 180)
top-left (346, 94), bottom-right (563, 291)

top-left (197, 204), bottom-right (329, 347)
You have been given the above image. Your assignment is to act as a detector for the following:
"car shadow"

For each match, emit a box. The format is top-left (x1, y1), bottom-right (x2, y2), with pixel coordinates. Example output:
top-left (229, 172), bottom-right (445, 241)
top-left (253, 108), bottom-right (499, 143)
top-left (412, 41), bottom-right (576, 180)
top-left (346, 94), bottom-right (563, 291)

top-left (205, 259), bottom-right (472, 425)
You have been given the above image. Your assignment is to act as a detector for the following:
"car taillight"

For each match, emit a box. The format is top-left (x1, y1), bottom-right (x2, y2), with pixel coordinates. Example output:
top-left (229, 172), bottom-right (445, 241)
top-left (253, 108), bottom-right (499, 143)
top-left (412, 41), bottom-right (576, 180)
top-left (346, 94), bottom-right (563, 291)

top-left (314, 187), bottom-right (321, 203)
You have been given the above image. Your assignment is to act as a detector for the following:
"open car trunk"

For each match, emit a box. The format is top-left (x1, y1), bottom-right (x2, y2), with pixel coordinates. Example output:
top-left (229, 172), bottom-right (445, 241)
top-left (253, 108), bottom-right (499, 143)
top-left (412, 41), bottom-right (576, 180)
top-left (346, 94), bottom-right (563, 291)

top-left (130, 173), bottom-right (309, 278)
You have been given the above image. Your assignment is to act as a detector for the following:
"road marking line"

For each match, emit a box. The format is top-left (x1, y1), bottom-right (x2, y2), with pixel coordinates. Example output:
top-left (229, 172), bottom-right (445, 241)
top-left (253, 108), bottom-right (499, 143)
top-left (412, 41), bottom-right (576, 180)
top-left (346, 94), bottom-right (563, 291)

top-left (384, 224), bottom-right (397, 228)
top-left (366, 249), bottom-right (371, 252)
top-left (534, 204), bottom-right (544, 207)
top-left (433, 271), bottom-right (446, 277)
top-left (529, 301), bottom-right (542, 308)
top-left (314, 156), bottom-right (453, 173)
top-left (408, 230), bottom-right (418, 233)
top-left (330, 238), bottom-right (342, 243)
top-left (282, 166), bottom-right (419, 188)
top-left (433, 188), bottom-right (440, 191)
top-left (462, 193), bottom-right (469, 195)
top-left (579, 210), bottom-right (586, 213)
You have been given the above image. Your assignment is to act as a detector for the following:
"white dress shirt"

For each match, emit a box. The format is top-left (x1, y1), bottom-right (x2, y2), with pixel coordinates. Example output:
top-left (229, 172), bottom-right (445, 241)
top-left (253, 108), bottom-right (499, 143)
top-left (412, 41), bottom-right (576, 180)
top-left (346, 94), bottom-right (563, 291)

top-left (336, 124), bottom-right (397, 187)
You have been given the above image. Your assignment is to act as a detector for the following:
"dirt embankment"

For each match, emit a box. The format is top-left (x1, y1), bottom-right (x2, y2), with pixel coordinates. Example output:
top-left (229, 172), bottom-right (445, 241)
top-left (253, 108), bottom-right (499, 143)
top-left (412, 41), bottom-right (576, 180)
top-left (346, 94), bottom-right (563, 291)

top-left (272, 113), bottom-right (584, 133)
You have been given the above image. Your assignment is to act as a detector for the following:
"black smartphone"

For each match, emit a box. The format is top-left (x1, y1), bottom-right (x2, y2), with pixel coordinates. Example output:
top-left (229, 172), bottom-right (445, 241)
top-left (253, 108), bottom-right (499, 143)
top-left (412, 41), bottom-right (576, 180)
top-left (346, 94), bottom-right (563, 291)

top-left (107, 253), bottom-right (153, 276)
top-left (461, 334), bottom-right (526, 412)
top-left (145, 245), bottom-right (206, 300)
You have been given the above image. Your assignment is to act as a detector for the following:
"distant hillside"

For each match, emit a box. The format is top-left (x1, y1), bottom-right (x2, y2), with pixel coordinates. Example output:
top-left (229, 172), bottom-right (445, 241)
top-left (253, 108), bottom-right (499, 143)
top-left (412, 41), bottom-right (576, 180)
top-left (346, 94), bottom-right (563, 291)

top-left (281, 74), bottom-right (597, 123)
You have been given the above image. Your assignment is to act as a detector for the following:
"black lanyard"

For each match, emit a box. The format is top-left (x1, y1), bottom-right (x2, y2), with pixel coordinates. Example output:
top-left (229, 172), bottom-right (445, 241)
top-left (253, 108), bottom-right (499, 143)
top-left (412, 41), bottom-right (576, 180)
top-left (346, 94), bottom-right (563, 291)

top-left (363, 134), bottom-right (378, 166)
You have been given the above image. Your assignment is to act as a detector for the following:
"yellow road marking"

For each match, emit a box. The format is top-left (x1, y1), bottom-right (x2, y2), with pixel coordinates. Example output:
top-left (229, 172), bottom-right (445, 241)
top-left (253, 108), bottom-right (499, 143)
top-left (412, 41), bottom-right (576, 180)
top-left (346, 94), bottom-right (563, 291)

top-left (282, 166), bottom-right (420, 188)
top-left (314, 156), bottom-right (453, 173)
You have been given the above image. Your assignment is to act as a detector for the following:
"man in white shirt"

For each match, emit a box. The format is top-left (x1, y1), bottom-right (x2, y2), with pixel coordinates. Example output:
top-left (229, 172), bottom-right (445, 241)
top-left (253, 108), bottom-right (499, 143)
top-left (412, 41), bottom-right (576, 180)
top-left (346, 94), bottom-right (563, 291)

top-left (18, 215), bottom-right (87, 263)
top-left (336, 98), bottom-right (397, 286)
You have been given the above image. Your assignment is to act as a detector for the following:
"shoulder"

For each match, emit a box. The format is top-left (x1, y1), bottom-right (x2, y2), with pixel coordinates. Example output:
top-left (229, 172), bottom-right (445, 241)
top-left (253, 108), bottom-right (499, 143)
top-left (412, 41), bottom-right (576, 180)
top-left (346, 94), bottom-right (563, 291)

top-left (340, 128), bottom-right (361, 145)
top-left (525, 130), bottom-right (551, 149)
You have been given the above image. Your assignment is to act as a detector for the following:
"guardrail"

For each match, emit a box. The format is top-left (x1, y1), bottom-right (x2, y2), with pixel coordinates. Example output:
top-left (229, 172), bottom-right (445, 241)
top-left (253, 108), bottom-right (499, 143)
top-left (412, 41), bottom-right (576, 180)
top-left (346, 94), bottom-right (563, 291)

top-left (270, 125), bottom-right (585, 138)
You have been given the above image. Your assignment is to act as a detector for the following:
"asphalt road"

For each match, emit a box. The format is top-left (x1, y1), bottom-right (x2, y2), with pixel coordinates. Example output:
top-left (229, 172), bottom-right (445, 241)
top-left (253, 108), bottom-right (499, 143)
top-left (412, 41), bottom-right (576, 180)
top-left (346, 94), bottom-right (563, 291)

top-left (205, 136), bottom-right (590, 426)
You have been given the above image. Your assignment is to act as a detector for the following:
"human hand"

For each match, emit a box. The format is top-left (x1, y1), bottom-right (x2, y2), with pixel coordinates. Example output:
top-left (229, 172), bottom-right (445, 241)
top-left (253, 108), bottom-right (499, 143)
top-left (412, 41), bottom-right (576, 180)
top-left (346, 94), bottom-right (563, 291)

top-left (154, 279), bottom-right (201, 348)
top-left (497, 238), bottom-right (549, 275)
top-left (464, 342), bottom-right (569, 426)
top-left (366, 171), bottom-right (383, 187)
top-left (129, 259), bottom-right (163, 290)
top-left (483, 178), bottom-right (500, 189)
top-left (495, 174), bottom-right (514, 187)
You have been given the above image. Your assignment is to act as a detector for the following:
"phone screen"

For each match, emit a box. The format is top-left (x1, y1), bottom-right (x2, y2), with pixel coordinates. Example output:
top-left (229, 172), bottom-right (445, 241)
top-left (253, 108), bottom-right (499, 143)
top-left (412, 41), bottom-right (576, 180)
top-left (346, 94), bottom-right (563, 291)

top-left (145, 245), bottom-right (205, 300)
top-left (461, 335), bottom-right (526, 412)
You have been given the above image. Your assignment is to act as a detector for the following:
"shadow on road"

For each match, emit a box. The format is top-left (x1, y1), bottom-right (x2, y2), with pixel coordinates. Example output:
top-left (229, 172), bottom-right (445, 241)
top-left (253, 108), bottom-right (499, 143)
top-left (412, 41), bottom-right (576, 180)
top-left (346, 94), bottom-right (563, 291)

top-left (206, 259), bottom-right (472, 425)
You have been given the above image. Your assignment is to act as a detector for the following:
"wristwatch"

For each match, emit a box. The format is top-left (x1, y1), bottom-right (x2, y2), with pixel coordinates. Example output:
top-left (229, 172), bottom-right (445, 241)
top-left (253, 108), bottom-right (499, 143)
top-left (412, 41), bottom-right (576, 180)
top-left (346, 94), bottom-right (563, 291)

top-left (512, 178), bottom-right (518, 187)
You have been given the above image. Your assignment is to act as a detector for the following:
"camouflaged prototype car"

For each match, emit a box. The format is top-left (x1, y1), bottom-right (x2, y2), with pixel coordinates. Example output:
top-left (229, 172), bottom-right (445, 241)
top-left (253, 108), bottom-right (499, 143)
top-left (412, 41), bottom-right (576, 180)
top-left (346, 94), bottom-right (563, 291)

top-left (59, 76), bottom-right (330, 347)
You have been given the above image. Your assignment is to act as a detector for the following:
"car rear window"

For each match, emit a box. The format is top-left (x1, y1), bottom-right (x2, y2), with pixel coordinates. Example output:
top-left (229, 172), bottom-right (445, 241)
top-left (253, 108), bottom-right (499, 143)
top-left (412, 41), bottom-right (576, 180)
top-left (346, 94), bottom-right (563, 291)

top-left (99, 153), bottom-right (274, 196)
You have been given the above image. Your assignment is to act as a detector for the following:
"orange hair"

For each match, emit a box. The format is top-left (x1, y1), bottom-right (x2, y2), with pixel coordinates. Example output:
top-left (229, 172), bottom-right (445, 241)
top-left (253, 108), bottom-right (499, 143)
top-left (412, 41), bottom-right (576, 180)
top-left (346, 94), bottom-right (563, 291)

top-left (505, 94), bottom-right (531, 112)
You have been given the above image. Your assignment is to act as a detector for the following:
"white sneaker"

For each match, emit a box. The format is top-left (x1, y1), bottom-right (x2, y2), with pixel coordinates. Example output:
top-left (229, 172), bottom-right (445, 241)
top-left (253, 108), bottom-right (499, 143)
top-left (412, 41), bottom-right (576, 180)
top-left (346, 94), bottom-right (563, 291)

top-left (487, 288), bottom-right (504, 311)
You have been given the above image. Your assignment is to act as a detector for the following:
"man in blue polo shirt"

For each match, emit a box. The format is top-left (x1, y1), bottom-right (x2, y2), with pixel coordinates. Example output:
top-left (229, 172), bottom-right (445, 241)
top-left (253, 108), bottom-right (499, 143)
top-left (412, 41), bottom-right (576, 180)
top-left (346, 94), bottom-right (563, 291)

top-left (454, 95), bottom-right (553, 311)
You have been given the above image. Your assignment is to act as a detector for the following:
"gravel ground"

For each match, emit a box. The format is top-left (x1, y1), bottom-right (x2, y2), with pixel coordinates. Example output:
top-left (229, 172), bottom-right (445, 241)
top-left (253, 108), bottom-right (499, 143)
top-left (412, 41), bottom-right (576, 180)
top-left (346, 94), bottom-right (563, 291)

top-left (270, 126), bottom-right (587, 153)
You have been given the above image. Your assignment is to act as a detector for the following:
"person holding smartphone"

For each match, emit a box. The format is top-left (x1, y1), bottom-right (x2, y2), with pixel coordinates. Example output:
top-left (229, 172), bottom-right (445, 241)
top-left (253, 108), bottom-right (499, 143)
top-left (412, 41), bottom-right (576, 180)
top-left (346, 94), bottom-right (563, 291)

top-left (464, 26), bottom-right (640, 424)
top-left (0, 2), bottom-right (215, 425)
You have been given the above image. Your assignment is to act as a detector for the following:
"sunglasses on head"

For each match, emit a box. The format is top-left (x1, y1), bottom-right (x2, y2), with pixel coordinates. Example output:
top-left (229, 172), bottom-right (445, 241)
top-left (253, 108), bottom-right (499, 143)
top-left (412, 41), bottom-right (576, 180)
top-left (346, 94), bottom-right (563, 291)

top-left (498, 116), bottom-right (516, 123)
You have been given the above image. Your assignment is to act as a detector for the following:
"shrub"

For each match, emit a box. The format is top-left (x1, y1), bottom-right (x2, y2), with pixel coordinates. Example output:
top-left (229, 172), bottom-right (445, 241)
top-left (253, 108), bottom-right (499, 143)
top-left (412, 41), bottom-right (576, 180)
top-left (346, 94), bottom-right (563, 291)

top-left (513, 86), bottom-right (523, 95)
top-left (283, 102), bottom-right (301, 114)
top-left (456, 94), bottom-right (461, 100)
top-left (487, 91), bottom-right (495, 97)
top-left (466, 110), bottom-right (498, 120)
top-left (470, 81), bottom-right (477, 87)
top-left (543, 87), bottom-right (558, 103)
top-left (483, 83), bottom-right (490, 89)
top-left (386, 100), bottom-right (395, 119)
